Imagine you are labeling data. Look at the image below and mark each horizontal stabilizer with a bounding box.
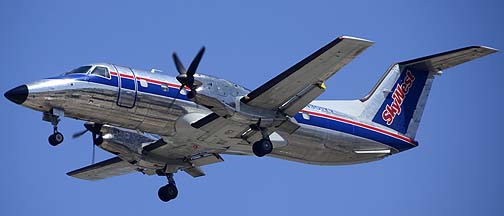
[399,46,497,72]
[67,157,137,181]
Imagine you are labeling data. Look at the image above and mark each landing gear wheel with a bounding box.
[158,184,178,202]
[54,132,64,143]
[252,138,273,157]
[48,132,64,146]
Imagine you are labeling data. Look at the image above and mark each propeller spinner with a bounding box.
[172,47,205,99]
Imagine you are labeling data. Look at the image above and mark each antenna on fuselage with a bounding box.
[150,69,163,73]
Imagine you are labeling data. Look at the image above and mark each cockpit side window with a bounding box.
[90,66,110,79]
[65,66,92,75]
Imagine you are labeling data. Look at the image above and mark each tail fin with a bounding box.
[361,46,497,138]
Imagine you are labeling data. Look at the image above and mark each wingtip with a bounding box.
[339,35,374,44]
[479,46,499,53]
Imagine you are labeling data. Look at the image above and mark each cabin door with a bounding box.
[113,65,137,108]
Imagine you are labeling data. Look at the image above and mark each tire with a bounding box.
[261,139,273,154]
[158,185,171,202]
[54,132,64,144]
[158,184,178,202]
[252,139,273,157]
[165,184,178,199]
[48,134,58,146]
[252,142,265,157]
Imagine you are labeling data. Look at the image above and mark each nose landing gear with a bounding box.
[158,173,178,202]
[43,109,64,146]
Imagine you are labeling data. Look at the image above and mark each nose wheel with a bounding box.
[158,173,178,202]
[43,109,64,146]
[48,130,64,146]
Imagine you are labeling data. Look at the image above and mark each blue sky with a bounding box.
[1,0,503,215]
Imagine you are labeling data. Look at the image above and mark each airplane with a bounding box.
[4,36,497,202]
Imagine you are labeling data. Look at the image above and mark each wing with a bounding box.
[67,157,137,181]
[241,36,374,116]
[67,124,227,180]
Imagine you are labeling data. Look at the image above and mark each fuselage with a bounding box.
[11,63,417,165]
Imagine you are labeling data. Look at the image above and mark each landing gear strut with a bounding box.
[43,109,64,146]
[158,173,178,202]
[250,120,273,157]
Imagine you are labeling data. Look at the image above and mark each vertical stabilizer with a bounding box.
[360,46,497,138]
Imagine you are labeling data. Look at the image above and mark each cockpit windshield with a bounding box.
[65,66,92,75]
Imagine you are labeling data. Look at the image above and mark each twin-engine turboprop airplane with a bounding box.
[4,36,497,202]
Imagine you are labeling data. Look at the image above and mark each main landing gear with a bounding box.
[250,121,273,157]
[253,138,273,157]
[43,109,64,146]
[158,173,178,202]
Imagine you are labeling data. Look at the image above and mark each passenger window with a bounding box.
[91,66,110,79]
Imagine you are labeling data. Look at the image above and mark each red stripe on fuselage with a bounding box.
[110,71,188,89]
[301,109,416,145]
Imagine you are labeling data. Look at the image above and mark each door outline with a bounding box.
[114,65,138,108]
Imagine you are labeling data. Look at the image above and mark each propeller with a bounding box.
[72,122,103,164]
[172,46,205,99]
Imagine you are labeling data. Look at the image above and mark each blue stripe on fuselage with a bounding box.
[294,114,415,152]
[88,74,191,100]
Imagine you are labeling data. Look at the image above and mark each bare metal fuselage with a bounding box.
[22,63,398,166]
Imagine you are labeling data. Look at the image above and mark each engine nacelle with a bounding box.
[193,74,288,128]
[193,74,248,108]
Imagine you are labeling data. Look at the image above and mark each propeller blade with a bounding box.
[167,85,184,109]
[92,140,96,164]
[172,47,205,99]
[72,129,88,139]
[172,53,187,75]
[72,122,103,165]
[187,47,205,76]
[178,85,185,94]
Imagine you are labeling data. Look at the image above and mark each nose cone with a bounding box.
[4,85,28,104]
